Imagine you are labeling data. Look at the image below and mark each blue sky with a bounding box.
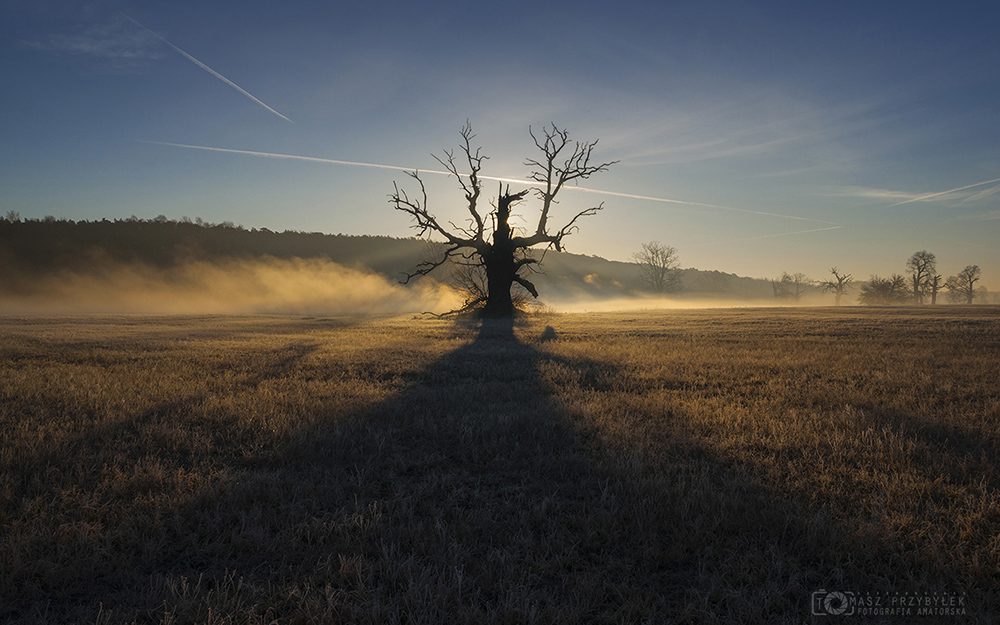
[3,0,999,288]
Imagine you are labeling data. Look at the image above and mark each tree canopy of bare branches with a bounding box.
[633,241,682,293]
[945,265,981,304]
[771,272,811,300]
[858,274,910,305]
[391,122,616,317]
[818,267,852,306]
[906,250,937,304]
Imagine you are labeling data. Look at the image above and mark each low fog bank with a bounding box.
[0,257,461,315]
[0,255,829,316]
[541,292,833,313]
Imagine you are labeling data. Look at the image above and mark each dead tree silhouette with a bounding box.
[392,122,617,318]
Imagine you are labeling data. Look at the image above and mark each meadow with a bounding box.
[1,307,997,623]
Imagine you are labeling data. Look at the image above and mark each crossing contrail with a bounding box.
[121,14,292,123]
[144,141,839,226]
[888,176,1000,207]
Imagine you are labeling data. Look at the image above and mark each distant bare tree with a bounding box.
[906,250,937,304]
[770,274,792,299]
[858,274,910,305]
[945,265,981,304]
[633,241,682,293]
[392,121,616,317]
[771,272,811,300]
[818,267,852,306]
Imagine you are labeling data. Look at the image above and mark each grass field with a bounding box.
[1,307,998,623]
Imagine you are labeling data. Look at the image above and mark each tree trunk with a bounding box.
[480,188,519,318]
[482,252,515,317]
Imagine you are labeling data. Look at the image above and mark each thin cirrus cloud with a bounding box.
[24,15,163,71]
[887,176,1000,207]
[833,177,1000,207]
[120,14,292,123]
[957,210,1000,222]
[143,141,839,227]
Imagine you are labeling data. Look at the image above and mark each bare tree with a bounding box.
[906,250,937,304]
[858,274,910,305]
[392,122,616,317]
[818,267,852,306]
[770,273,792,299]
[771,272,811,300]
[945,265,981,304]
[633,241,682,293]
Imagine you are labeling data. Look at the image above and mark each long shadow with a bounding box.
[125,319,699,621]
[5,319,990,623]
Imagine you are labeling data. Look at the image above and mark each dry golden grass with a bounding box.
[1,307,997,623]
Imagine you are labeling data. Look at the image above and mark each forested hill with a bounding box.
[0,216,771,300]
[0,217,428,278]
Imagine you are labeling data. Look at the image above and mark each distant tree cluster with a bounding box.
[770,272,812,300]
[855,251,984,305]
[858,274,910,305]
[759,251,988,306]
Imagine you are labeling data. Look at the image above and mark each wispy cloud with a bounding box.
[956,209,1000,222]
[833,178,1000,207]
[144,141,839,226]
[959,184,1000,204]
[831,186,929,202]
[602,93,879,169]
[121,14,292,123]
[887,176,1000,207]
[24,14,163,72]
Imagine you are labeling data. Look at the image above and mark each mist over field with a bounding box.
[0,257,461,315]
[0,257,829,316]
[545,293,832,313]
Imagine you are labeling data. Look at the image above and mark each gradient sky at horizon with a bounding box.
[3,0,999,288]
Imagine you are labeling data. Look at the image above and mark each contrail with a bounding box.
[142,141,448,174]
[144,141,839,226]
[121,14,292,123]
[888,176,1000,207]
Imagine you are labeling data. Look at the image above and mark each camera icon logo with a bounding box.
[811,589,854,616]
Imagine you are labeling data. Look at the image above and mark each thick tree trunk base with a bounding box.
[480,300,517,319]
